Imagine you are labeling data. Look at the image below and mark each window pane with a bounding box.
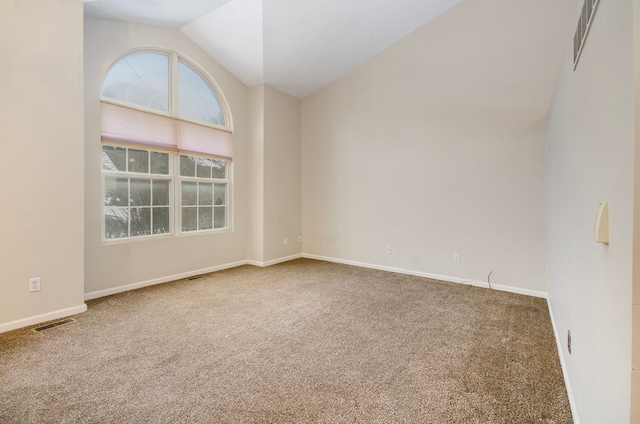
[131,207,151,236]
[128,149,149,173]
[102,146,126,171]
[150,152,169,175]
[182,207,197,231]
[211,160,226,179]
[199,207,213,230]
[197,159,211,178]
[180,155,196,177]
[214,183,226,206]
[178,61,224,126]
[199,183,213,206]
[152,180,170,206]
[105,177,128,207]
[182,182,197,206]
[214,206,226,229]
[102,52,169,112]
[105,207,129,239]
[153,207,170,234]
[130,179,151,206]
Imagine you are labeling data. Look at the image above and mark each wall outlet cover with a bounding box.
[29,278,41,292]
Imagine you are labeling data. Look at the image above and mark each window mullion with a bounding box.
[150,180,154,235]
[171,52,179,118]
[174,154,181,234]
[127,177,132,238]
[196,182,200,231]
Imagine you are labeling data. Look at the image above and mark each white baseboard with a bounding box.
[547,298,579,424]
[0,304,88,334]
[85,254,304,301]
[490,282,547,299]
[84,260,249,301]
[301,253,547,299]
[247,253,303,268]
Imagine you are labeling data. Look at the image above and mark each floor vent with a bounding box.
[573,0,600,69]
[33,318,77,333]
[187,275,203,281]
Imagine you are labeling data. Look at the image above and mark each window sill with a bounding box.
[101,228,232,245]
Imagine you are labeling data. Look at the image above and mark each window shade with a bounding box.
[101,102,177,150]
[177,120,232,160]
[100,101,233,160]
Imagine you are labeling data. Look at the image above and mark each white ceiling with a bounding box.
[84,0,235,28]
[84,0,463,98]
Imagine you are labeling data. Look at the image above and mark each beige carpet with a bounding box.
[0,259,572,423]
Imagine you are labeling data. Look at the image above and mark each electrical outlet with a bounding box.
[29,277,41,292]
[386,246,392,254]
[298,235,302,242]
[284,238,288,246]
[567,330,572,354]
[453,254,460,263]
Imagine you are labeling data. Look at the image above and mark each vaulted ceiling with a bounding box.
[84,0,464,98]
[84,0,576,100]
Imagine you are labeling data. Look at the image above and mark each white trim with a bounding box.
[247,253,303,268]
[301,253,547,299]
[101,49,233,132]
[177,52,234,132]
[0,304,88,334]
[490,283,547,299]
[547,298,580,423]
[85,254,303,301]
[84,260,248,301]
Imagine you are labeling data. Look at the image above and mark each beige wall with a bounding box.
[263,86,302,262]
[631,0,640,421]
[247,85,265,263]
[247,85,302,264]
[301,0,574,293]
[0,0,86,330]
[547,0,634,422]
[84,18,249,296]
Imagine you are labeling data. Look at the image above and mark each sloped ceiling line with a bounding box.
[85,0,463,99]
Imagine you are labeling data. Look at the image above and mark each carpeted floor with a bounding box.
[0,259,572,423]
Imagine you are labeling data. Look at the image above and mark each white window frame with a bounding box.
[101,145,175,242]
[100,48,233,243]
[177,155,230,234]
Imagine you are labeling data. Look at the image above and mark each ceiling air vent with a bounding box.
[573,0,600,69]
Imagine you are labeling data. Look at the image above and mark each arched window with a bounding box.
[100,50,232,240]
